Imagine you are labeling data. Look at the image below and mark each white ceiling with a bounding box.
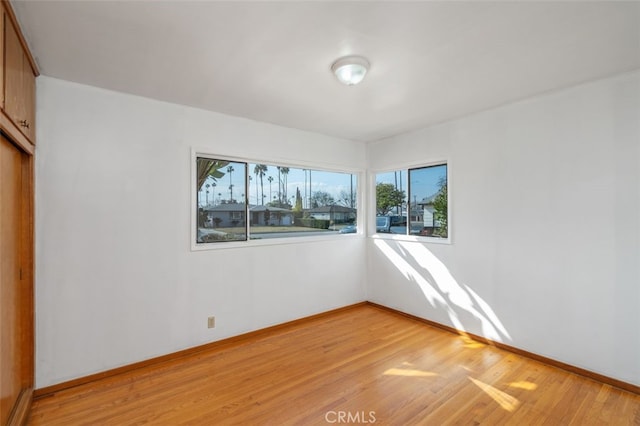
[12,1,640,142]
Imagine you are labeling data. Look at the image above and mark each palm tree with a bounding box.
[226,165,234,201]
[267,176,274,203]
[196,158,229,191]
[277,167,282,203]
[308,169,312,210]
[254,164,268,205]
[303,169,307,209]
[280,167,290,204]
[249,175,256,204]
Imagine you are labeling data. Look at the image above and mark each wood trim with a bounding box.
[1,0,39,76]
[6,388,32,426]
[366,301,640,395]
[0,111,34,156]
[33,302,368,399]
[21,152,34,388]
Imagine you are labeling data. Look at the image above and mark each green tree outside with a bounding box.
[310,191,335,208]
[432,177,447,237]
[292,187,303,217]
[376,183,405,215]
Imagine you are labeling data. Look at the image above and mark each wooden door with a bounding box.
[0,134,32,425]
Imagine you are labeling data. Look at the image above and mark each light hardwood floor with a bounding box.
[29,304,640,425]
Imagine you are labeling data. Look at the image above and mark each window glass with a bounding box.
[375,164,448,239]
[375,171,408,234]
[195,156,358,245]
[248,164,357,239]
[196,158,247,243]
[409,164,448,238]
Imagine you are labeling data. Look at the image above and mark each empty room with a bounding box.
[1,1,639,424]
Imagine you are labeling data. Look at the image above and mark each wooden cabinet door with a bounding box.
[4,16,23,127]
[0,135,32,425]
[4,16,35,142]
[0,9,4,109]
[21,58,35,141]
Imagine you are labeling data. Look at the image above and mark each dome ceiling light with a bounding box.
[331,55,370,86]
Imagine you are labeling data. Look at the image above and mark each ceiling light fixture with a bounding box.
[331,55,370,86]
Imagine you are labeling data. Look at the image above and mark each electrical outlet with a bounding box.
[207,316,215,328]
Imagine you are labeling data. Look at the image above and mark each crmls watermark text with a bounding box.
[325,410,377,424]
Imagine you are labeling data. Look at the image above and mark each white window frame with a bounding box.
[369,159,451,245]
[191,149,365,251]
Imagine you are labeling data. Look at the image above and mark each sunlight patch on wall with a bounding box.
[373,239,447,308]
[463,284,512,341]
[373,239,512,343]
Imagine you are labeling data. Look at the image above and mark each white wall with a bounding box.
[367,71,640,386]
[35,77,367,388]
[36,71,640,389]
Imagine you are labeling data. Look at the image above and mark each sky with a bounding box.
[198,160,446,208]
[376,164,447,204]
[198,161,357,208]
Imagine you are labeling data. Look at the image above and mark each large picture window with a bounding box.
[375,163,448,239]
[196,156,358,244]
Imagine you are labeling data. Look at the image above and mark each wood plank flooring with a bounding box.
[28,304,640,425]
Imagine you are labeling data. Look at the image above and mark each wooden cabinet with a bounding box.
[4,13,36,143]
[0,1,38,151]
[0,3,36,425]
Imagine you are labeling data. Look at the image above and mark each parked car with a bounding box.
[390,215,407,226]
[339,225,357,234]
[376,216,391,233]
[376,215,406,233]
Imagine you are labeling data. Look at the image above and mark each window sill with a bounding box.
[191,232,364,251]
[369,233,451,245]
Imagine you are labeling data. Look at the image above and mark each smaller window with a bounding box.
[375,163,448,239]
